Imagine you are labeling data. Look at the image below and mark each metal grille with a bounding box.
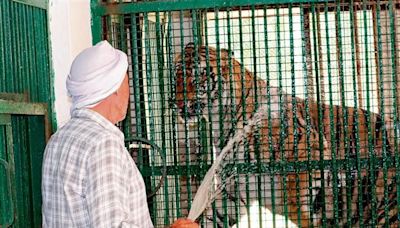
[92,0,400,227]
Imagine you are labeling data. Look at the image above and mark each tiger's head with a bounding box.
[174,43,242,125]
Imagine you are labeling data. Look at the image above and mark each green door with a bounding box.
[0,97,49,228]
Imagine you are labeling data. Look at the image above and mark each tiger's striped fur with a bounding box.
[175,43,398,227]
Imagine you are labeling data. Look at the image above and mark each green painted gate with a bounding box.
[0,0,54,227]
[0,98,49,227]
[91,0,399,227]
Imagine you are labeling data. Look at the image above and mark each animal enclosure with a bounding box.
[91,0,400,227]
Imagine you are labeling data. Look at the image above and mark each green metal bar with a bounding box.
[6,119,16,227]
[20,4,30,100]
[212,9,229,228]
[387,0,400,222]
[348,2,363,225]
[202,11,214,164]
[276,7,289,225]
[44,4,57,131]
[117,11,131,138]
[28,6,37,101]
[288,4,301,227]
[3,0,14,93]
[10,117,21,227]
[118,14,127,51]
[202,12,218,227]
[166,11,181,219]
[0,157,14,226]
[263,4,277,227]
[0,93,28,102]
[15,117,32,227]
[251,6,258,111]
[190,10,214,225]
[93,0,333,15]
[190,10,201,166]
[11,0,46,9]
[226,8,234,124]
[375,2,390,226]
[12,1,21,93]
[7,117,19,228]
[91,0,103,43]
[192,10,217,226]
[14,3,20,92]
[27,116,45,227]
[311,4,329,226]
[139,156,400,176]
[143,12,158,221]
[129,13,143,161]
[0,1,4,92]
[334,2,345,226]
[236,7,251,227]
[214,7,224,160]
[0,101,47,116]
[300,5,315,228]
[203,11,214,173]
[155,11,170,225]
[249,5,264,226]
[26,5,36,101]
[27,7,38,102]
[178,9,193,213]
[43,8,52,108]
[0,114,15,226]
[18,4,25,95]
[362,0,377,226]
[247,6,258,227]
[35,8,43,97]
[105,15,111,43]
[27,7,37,98]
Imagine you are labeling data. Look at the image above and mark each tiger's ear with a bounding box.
[184,42,197,59]
[185,42,195,49]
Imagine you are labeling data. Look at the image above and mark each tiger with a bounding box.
[174,42,399,227]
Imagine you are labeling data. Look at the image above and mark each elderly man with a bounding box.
[42,41,198,228]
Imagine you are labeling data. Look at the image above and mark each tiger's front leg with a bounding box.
[286,172,317,227]
[284,120,330,227]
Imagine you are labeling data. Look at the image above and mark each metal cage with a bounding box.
[91,0,399,227]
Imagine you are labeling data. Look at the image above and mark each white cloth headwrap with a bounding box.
[66,40,128,114]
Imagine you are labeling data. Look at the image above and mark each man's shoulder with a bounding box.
[48,117,115,147]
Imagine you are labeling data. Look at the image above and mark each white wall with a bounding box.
[49,0,92,127]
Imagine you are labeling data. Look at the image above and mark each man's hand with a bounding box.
[170,218,199,228]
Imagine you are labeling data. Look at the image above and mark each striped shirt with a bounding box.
[42,109,153,228]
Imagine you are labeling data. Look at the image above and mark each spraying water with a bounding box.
[187,104,298,227]
[187,105,268,221]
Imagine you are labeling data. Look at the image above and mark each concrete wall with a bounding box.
[49,0,92,127]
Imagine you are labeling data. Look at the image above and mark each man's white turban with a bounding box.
[66,40,128,113]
